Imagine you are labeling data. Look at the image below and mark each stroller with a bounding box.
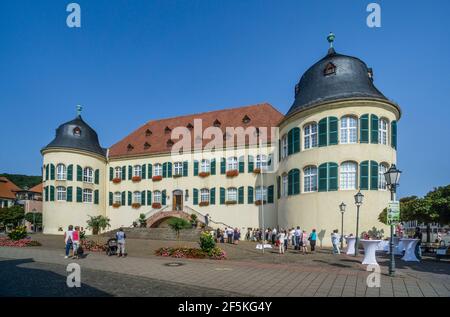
[106,238,118,256]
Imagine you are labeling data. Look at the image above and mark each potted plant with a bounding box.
[138,213,147,228]
[190,214,198,228]
[112,178,121,184]
[199,171,210,178]
[225,200,237,205]
[173,173,182,178]
[152,202,162,209]
[132,176,142,182]
[253,168,261,174]
[86,215,111,235]
[199,201,209,207]
[132,203,141,209]
[152,175,162,181]
[168,218,191,242]
[254,200,266,206]
[226,170,239,177]
[112,202,121,208]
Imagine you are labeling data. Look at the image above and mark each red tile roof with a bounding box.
[0,177,21,200]
[109,103,283,158]
[29,183,43,194]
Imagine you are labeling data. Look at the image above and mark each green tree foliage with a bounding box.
[425,185,450,225]
[138,213,147,228]
[0,174,41,189]
[0,205,25,227]
[8,226,27,240]
[86,215,111,235]
[24,212,42,226]
[168,218,191,240]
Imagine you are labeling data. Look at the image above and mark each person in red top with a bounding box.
[72,226,80,259]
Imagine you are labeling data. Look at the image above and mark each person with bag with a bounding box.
[72,226,80,259]
[64,225,74,259]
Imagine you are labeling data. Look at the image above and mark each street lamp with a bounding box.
[339,202,346,249]
[354,191,364,256]
[384,164,402,276]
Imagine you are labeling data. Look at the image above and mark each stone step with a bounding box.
[101,227,204,242]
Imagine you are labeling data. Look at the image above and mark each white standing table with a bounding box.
[345,237,356,255]
[360,239,382,265]
[400,238,420,262]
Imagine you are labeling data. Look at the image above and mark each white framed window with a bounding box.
[114,192,121,204]
[378,164,388,190]
[304,123,318,149]
[200,159,210,173]
[153,191,161,203]
[83,167,93,183]
[340,162,357,190]
[154,164,162,176]
[303,166,318,192]
[56,186,66,201]
[227,157,238,171]
[174,162,183,175]
[282,174,288,197]
[56,164,66,180]
[227,187,237,202]
[256,154,267,170]
[133,165,142,177]
[282,135,288,158]
[133,191,141,204]
[378,119,388,145]
[200,188,210,202]
[340,116,357,144]
[114,167,122,179]
[83,189,93,203]
[255,186,267,201]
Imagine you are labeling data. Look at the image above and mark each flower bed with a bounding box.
[81,239,107,252]
[152,202,162,209]
[226,170,239,178]
[155,247,226,260]
[112,178,121,184]
[152,175,162,181]
[0,237,42,247]
[132,203,141,209]
[132,176,142,182]
[199,201,209,207]
[198,172,210,178]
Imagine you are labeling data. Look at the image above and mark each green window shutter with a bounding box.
[360,114,369,143]
[370,161,379,190]
[162,190,167,205]
[391,121,397,149]
[183,161,188,177]
[109,167,113,181]
[248,155,254,172]
[287,129,293,155]
[292,128,300,153]
[210,188,216,205]
[371,114,379,144]
[220,158,226,174]
[238,187,244,204]
[44,186,48,201]
[268,185,274,203]
[238,156,245,173]
[162,163,167,178]
[291,169,300,195]
[360,161,369,190]
[247,186,254,204]
[127,191,132,206]
[50,164,55,180]
[277,176,281,199]
[193,189,199,205]
[94,190,99,205]
[328,163,338,191]
[67,165,73,181]
[148,164,152,178]
[278,139,281,162]
[220,187,225,204]
[193,161,199,176]
[67,186,73,202]
[121,191,126,206]
[318,118,328,147]
[121,166,126,180]
[328,117,338,145]
[141,191,146,205]
[109,192,113,206]
[77,165,82,181]
[128,166,132,180]
[94,169,100,184]
[210,159,216,175]
[142,164,146,179]
[45,165,49,181]
[147,190,152,205]
[50,185,55,201]
[318,163,328,192]
[76,187,82,202]
[167,162,172,177]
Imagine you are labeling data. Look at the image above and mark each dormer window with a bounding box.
[145,129,152,136]
[213,119,221,127]
[73,127,81,137]
[167,139,174,147]
[144,142,151,149]
[242,115,251,124]
[186,123,194,130]
[324,62,336,76]
[165,126,171,134]
[127,144,134,151]
[368,68,373,81]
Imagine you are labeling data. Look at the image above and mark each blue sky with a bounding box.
[0,0,449,198]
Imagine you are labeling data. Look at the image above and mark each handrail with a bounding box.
[183,205,235,229]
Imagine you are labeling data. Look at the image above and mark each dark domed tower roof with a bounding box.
[42,115,106,157]
[286,45,390,117]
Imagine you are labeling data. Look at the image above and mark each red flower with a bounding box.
[152,202,162,209]
[226,170,239,178]
[199,172,210,178]
[152,175,162,181]
[112,178,121,184]
[132,176,141,182]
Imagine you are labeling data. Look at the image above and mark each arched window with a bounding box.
[378,163,388,190]
[340,116,357,144]
[200,188,210,202]
[304,166,318,192]
[56,164,66,180]
[256,155,267,169]
[83,167,93,183]
[133,191,141,204]
[282,174,289,197]
[340,162,357,190]
[133,165,142,177]
[153,191,161,203]
[56,186,66,201]
[288,169,300,195]
[304,123,318,149]
[378,118,388,145]
[114,192,121,204]
[114,167,122,179]
[227,187,237,202]
[255,186,267,201]
[154,164,162,176]
[227,157,238,171]
[83,188,93,203]
[200,159,210,173]
[174,162,183,176]
[281,134,288,158]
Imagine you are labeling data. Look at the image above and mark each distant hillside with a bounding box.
[0,174,42,189]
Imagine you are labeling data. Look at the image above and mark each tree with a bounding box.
[0,205,25,228]
[378,196,418,225]
[0,174,41,189]
[86,215,111,235]
[24,212,43,231]
[425,185,450,225]
[138,213,147,228]
[168,218,191,241]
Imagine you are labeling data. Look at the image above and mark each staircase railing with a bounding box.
[183,205,235,229]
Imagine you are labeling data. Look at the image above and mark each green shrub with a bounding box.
[199,231,215,253]
[8,226,28,241]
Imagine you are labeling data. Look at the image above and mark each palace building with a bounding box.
[41,38,401,244]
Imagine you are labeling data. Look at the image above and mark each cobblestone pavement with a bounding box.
[0,246,449,297]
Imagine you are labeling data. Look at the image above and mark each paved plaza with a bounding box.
[0,234,449,297]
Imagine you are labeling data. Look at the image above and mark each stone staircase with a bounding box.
[101,227,204,242]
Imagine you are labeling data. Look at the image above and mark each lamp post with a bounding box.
[384,164,402,276]
[354,191,364,256]
[339,202,346,250]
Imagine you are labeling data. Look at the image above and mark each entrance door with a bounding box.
[172,190,183,211]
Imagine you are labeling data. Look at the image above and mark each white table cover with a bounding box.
[360,239,382,265]
[345,237,356,255]
[400,238,420,262]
